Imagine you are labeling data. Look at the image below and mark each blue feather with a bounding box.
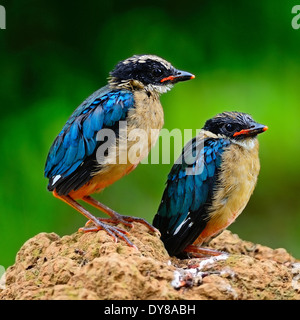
[62,130,71,148]
[76,137,86,161]
[177,178,185,197]
[103,98,114,111]
[175,190,184,214]
[206,161,215,177]
[84,137,96,156]
[90,107,104,132]
[200,164,207,180]
[92,99,101,105]
[169,196,178,216]
[103,109,115,126]
[181,190,193,215]
[178,170,186,179]
[69,122,79,144]
[82,115,94,140]
[52,143,64,165]
[197,182,209,204]
[44,87,135,180]
[154,137,232,236]
[194,173,203,189]
[206,153,212,163]
[64,145,78,167]
[206,147,213,155]
[158,201,167,218]
[111,103,123,122]
[190,186,202,211]
[167,181,176,197]
[185,174,194,193]
[64,160,83,176]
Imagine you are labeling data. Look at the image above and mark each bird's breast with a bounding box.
[126,90,164,161]
[72,90,164,198]
[194,140,260,245]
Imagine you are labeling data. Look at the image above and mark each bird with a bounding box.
[44,54,195,248]
[153,111,268,257]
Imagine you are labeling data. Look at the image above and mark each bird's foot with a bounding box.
[84,214,158,233]
[112,214,159,233]
[53,192,137,248]
[83,217,133,228]
[184,245,227,258]
[78,219,137,249]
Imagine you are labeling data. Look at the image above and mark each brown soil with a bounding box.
[1,224,299,300]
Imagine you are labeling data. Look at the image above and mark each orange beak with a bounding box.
[233,124,268,137]
[161,70,195,83]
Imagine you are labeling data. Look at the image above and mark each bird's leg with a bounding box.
[184,244,226,258]
[53,191,137,249]
[81,196,133,228]
[82,195,158,233]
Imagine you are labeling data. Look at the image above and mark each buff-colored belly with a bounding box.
[193,141,260,246]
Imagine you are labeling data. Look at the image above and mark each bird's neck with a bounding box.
[231,137,257,151]
[108,77,144,90]
[199,130,258,151]
[108,78,172,96]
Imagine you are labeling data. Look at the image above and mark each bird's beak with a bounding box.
[160,70,195,83]
[233,123,268,137]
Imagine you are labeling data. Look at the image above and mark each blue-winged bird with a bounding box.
[153,111,268,257]
[44,54,194,248]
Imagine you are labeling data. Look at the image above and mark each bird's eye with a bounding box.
[223,123,236,132]
[152,68,163,77]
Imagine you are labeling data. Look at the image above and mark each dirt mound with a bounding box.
[1,224,299,300]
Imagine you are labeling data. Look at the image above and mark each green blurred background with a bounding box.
[0,0,299,268]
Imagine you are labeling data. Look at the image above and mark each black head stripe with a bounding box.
[110,55,173,85]
[203,111,256,138]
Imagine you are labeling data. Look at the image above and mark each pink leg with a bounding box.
[82,195,158,233]
[53,191,137,249]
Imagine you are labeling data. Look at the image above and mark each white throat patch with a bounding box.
[145,83,173,94]
[233,138,256,150]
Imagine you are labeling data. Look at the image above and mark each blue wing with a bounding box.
[153,137,231,256]
[44,85,135,195]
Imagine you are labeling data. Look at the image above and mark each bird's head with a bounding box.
[109,54,195,94]
[204,111,268,144]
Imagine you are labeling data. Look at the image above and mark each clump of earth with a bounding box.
[1,223,299,300]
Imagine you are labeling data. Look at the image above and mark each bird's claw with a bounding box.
[184,245,227,258]
[114,215,158,233]
[83,217,131,228]
[78,222,137,249]
[84,215,157,233]
[78,214,156,250]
